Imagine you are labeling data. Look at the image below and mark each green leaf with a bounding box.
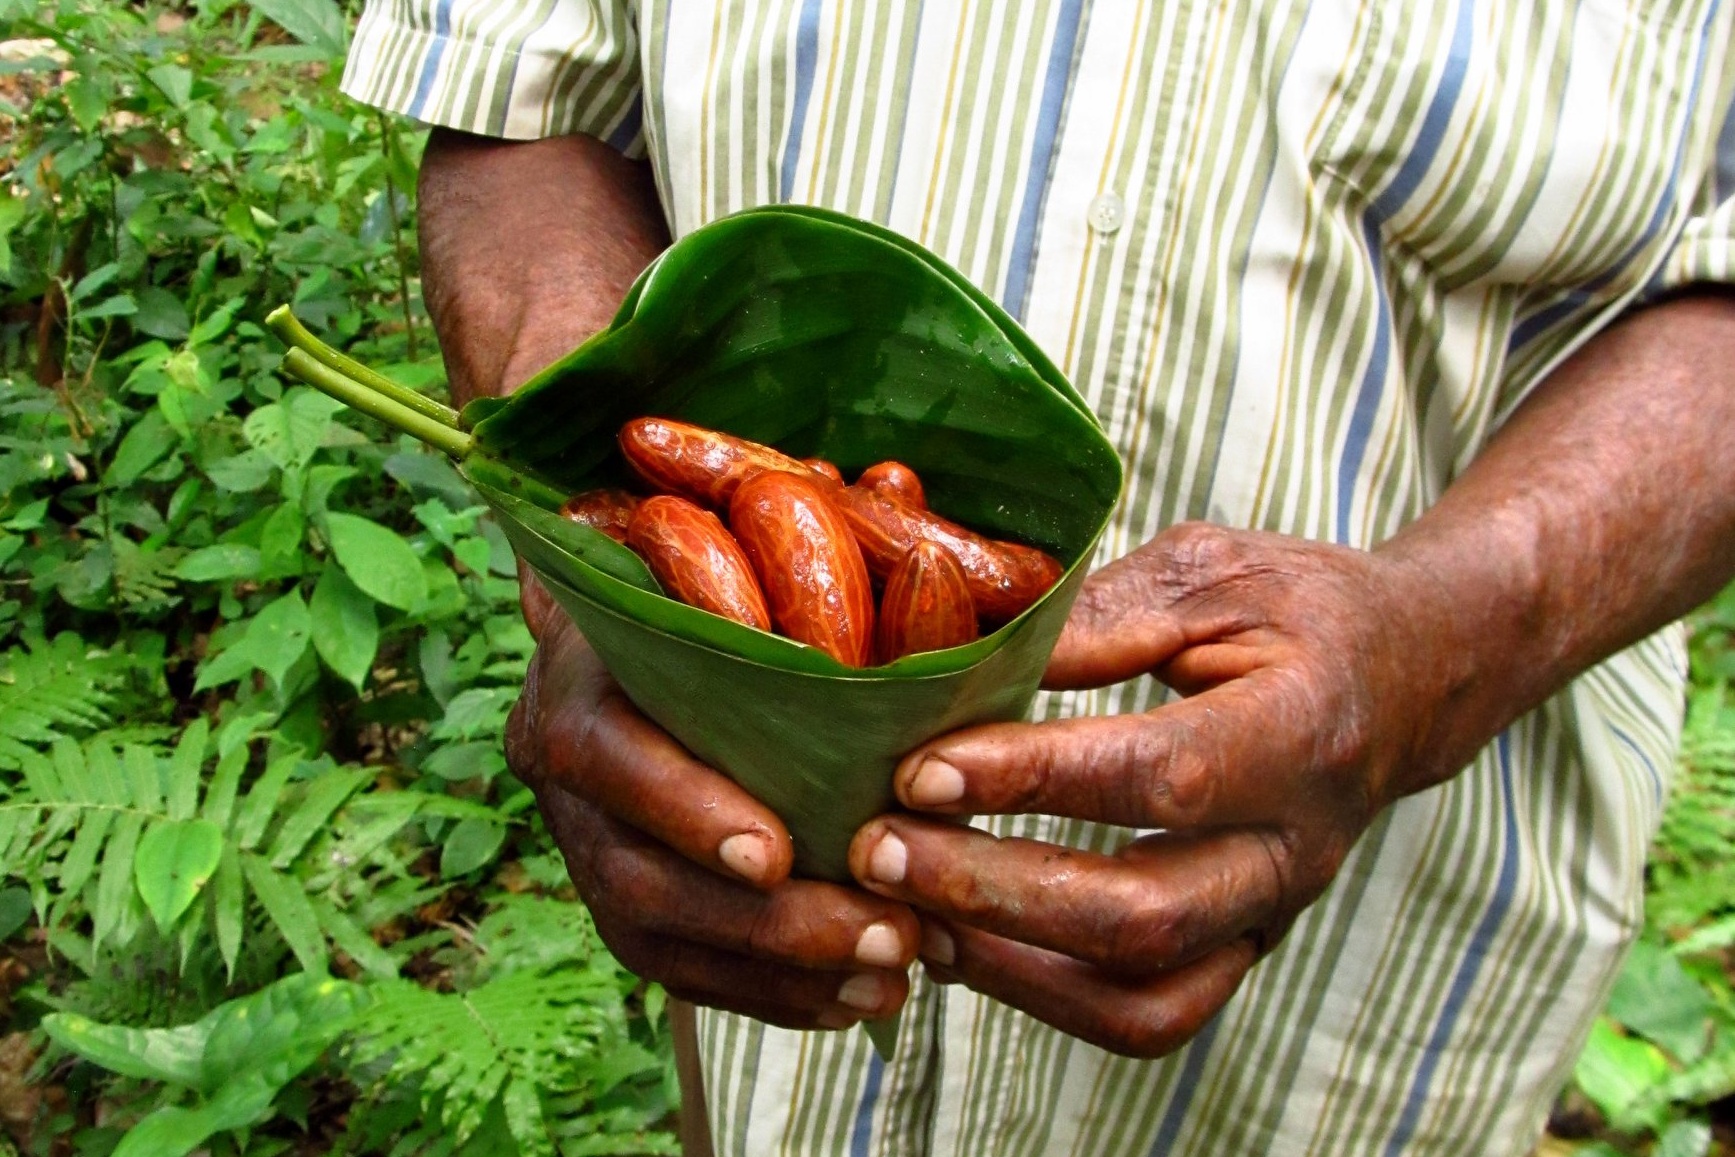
[168,721,209,820]
[240,853,327,972]
[309,565,377,689]
[247,590,313,690]
[421,741,507,782]
[70,262,122,303]
[108,409,178,487]
[204,449,276,492]
[111,1080,278,1157]
[258,503,306,574]
[211,845,243,980]
[134,818,224,930]
[146,63,193,108]
[92,813,143,949]
[246,0,347,55]
[268,768,370,868]
[1574,1018,1672,1134]
[134,287,191,340]
[174,545,262,583]
[1609,939,1715,1063]
[1655,1119,1713,1157]
[325,513,426,611]
[42,1014,207,1088]
[0,885,31,941]
[81,293,138,321]
[441,818,506,878]
[48,974,367,1157]
[244,389,343,469]
[64,76,106,132]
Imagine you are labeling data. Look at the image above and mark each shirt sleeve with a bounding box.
[339,0,645,154]
[1645,90,1735,294]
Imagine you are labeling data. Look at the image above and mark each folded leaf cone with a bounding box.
[274,205,1124,1053]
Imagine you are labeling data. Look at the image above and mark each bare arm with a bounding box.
[846,290,1735,1056]
[418,128,670,406]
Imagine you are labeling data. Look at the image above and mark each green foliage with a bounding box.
[0,0,673,1152]
[347,900,677,1157]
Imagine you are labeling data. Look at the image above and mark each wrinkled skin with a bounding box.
[423,130,1735,1066]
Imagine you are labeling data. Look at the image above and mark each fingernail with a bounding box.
[718,832,771,883]
[838,973,885,1012]
[906,756,966,807]
[855,921,904,967]
[867,831,907,885]
[920,922,955,967]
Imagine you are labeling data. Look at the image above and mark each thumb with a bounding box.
[1042,563,1189,690]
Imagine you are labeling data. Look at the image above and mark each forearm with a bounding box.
[1380,289,1735,788]
[417,128,670,405]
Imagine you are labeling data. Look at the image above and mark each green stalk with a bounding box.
[281,349,474,460]
[266,305,459,430]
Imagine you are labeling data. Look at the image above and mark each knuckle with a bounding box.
[1129,727,1215,823]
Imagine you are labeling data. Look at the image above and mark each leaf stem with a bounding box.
[265,305,458,430]
[281,349,474,460]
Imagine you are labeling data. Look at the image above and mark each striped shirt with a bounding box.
[344,3,1735,1154]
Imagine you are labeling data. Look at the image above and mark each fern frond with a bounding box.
[0,634,124,770]
[347,961,631,1157]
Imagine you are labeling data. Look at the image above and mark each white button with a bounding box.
[1087,193,1125,235]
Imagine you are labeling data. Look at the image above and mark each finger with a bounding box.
[922,920,1256,1059]
[516,557,562,642]
[1042,562,1189,690]
[590,820,922,971]
[533,779,912,1028]
[892,675,1317,830]
[509,619,796,888]
[850,817,1283,975]
[624,932,911,1028]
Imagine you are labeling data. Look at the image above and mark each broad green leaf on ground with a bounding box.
[1574,1018,1672,1134]
[310,564,377,689]
[135,818,224,930]
[45,974,367,1157]
[1608,939,1716,1063]
[325,512,426,611]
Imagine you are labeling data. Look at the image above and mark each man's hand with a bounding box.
[847,291,1735,1059]
[506,605,921,1030]
[846,523,1461,1057]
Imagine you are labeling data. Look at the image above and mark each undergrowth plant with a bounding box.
[1567,583,1735,1157]
[0,0,675,1154]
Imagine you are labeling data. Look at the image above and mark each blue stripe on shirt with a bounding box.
[780,0,825,203]
[1003,0,1088,322]
[1337,0,1475,543]
[407,0,456,120]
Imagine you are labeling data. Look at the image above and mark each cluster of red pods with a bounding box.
[559,418,1064,668]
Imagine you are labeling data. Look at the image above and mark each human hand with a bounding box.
[506,599,922,1031]
[846,521,1487,1057]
